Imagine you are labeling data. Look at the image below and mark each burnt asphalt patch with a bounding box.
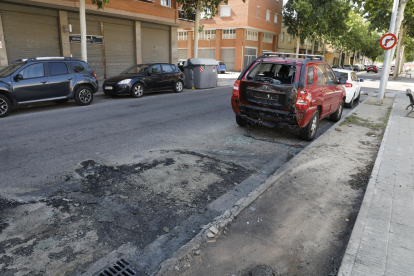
[0,150,251,275]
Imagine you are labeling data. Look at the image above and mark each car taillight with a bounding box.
[233,80,240,98]
[295,89,311,110]
[93,71,97,80]
[345,82,353,88]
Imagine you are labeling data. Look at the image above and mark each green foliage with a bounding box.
[91,0,110,9]
[177,0,244,20]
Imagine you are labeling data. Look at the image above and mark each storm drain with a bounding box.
[96,259,136,276]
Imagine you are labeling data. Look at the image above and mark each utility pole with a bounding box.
[80,0,87,62]
[377,0,399,103]
[193,0,201,58]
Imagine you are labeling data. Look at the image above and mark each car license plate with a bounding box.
[105,86,113,90]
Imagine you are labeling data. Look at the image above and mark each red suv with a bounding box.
[367,65,378,73]
[231,53,346,140]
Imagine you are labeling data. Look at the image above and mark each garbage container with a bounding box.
[183,58,218,89]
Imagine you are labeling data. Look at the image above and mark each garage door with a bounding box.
[69,19,105,79]
[197,49,215,59]
[1,11,60,63]
[104,23,135,78]
[142,27,170,63]
[178,49,187,60]
[221,49,235,71]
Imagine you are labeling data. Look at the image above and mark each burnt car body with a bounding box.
[231,52,346,140]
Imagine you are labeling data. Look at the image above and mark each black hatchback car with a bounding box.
[0,57,98,118]
[103,63,185,98]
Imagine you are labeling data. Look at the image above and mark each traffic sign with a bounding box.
[380,33,397,50]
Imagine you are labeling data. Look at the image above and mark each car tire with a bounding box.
[131,83,144,98]
[0,94,11,118]
[236,115,247,127]
[74,86,93,106]
[174,81,183,93]
[330,99,344,122]
[345,95,354,108]
[300,109,319,141]
[55,99,69,104]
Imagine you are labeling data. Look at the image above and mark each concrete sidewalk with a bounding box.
[339,91,414,275]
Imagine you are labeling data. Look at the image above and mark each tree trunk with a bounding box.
[400,46,405,74]
[353,48,357,65]
[296,36,300,55]
[311,37,315,55]
[322,40,326,59]
[339,49,343,66]
[192,0,201,58]
[305,37,308,55]
[393,23,404,79]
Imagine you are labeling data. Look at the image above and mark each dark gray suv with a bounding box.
[0,57,99,118]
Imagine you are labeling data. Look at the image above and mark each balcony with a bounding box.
[178,9,195,22]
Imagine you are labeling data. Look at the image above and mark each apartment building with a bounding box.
[177,0,282,71]
[0,0,193,78]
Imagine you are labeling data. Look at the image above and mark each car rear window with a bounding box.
[246,63,296,85]
[70,62,94,77]
[334,72,348,81]
[49,62,69,76]
[219,62,225,65]
[161,64,174,73]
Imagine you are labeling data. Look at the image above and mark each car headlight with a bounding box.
[118,79,131,85]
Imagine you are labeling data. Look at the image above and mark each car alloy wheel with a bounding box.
[174,81,183,93]
[134,84,144,97]
[79,88,92,104]
[310,115,318,136]
[0,98,8,115]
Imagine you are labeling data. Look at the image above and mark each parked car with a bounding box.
[177,59,186,72]
[378,64,383,69]
[353,64,363,72]
[333,69,363,108]
[363,65,368,71]
[343,65,353,70]
[331,65,342,69]
[103,63,185,98]
[231,52,346,141]
[367,65,378,73]
[0,57,98,118]
[389,65,395,75]
[217,61,227,74]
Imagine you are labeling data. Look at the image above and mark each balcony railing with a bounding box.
[178,9,195,22]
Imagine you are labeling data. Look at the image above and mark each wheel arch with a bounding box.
[0,90,14,106]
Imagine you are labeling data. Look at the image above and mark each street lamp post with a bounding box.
[207,37,211,58]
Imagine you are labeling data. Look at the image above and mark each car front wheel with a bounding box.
[74,86,93,106]
[0,95,11,118]
[300,109,319,141]
[330,99,344,122]
[236,115,246,127]
[174,81,183,93]
[131,83,144,98]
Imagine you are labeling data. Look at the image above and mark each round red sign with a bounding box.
[380,33,397,50]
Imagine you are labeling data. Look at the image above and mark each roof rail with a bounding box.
[261,52,324,61]
[27,57,80,62]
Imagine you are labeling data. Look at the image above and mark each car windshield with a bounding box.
[122,65,149,74]
[0,62,25,78]
[246,63,296,85]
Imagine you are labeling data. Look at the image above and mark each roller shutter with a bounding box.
[69,19,105,79]
[197,49,215,59]
[104,23,135,78]
[221,49,235,71]
[1,11,60,63]
[177,49,187,60]
[142,27,170,63]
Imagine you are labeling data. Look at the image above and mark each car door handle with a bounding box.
[41,81,47,84]
[68,78,73,80]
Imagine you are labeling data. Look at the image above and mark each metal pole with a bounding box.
[80,0,87,62]
[377,0,399,103]
[208,37,211,58]
[193,0,201,58]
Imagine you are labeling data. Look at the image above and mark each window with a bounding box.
[149,64,161,74]
[199,30,216,40]
[256,7,259,18]
[246,30,258,41]
[161,64,174,73]
[307,66,314,86]
[19,63,44,79]
[288,34,291,43]
[201,8,212,19]
[334,71,349,82]
[281,32,284,42]
[71,62,94,77]
[178,31,188,41]
[266,10,271,21]
[274,14,278,23]
[222,29,236,39]
[317,65,327,85]
[220,5,231,17]
[49,62,68,76]
[325,66,337,84]
[161,0,170,7]
[263,33,273,43]
[246,63,296,85]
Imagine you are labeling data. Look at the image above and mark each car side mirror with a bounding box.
[14,74,23,81]
[339,78,346,84]
[360,78,364,82]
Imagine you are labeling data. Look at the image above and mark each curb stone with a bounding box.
[155,94,374,275]
[337,93,397,276]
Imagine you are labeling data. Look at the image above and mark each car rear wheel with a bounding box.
[74,86,93,106]
[131,83,144,98]
[355,90,361,101]
[174,81,183,93]
[330,99,344,122]
[345,95,354,108]
[236,115,247,127]
[0,95,11,118]
[300,109,319,141]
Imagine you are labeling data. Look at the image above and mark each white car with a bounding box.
[333,69,363,108]
[389,66,395,75]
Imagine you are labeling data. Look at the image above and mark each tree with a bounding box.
[177,0,245,58]
[91,0,110,9]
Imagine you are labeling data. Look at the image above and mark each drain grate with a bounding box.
[97,259,136,276]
